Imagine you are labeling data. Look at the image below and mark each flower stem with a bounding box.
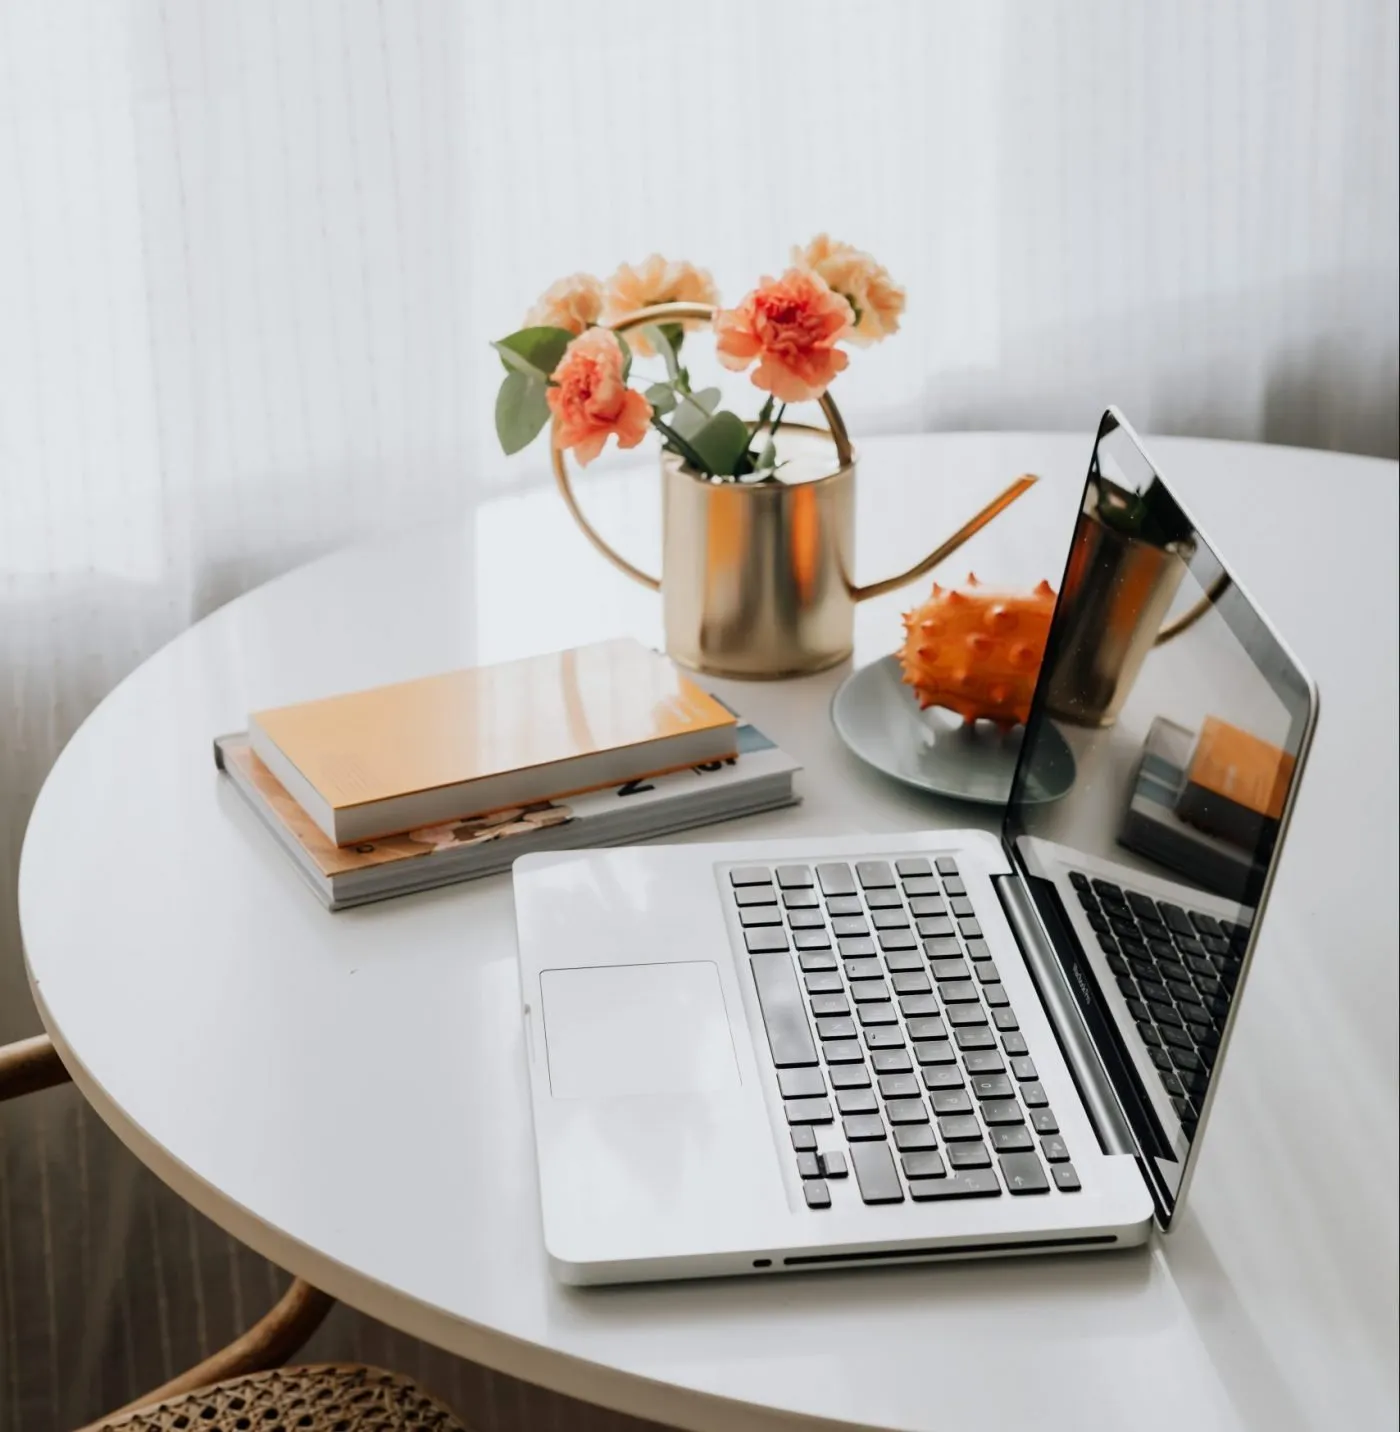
[649,414,711,475]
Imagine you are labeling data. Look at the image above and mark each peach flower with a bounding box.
[792,234,905,345]
[713,268,854,402]
[602,255,719,355]
[547,327,653,465]
[524,272,603,335]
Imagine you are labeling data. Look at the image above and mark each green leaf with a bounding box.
[645,383,676,415]
[670,387,722,440]
[639,324,681,382]
[493,326,575,381]
[494,371,550,455]
[616,330,633,382]
[688,411,753,478]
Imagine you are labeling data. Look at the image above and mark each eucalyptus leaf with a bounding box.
[616,330,634,382]
[494,371,550,455]
[670,387,722,440]
[639,324,681,382]
[493,326,575,381]
[645,383,676,415]
[688,411,753,478]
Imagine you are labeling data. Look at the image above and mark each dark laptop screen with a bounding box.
[1002,409,1316,1227]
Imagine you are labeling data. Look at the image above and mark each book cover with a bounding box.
[247,638,738,843]
[1175,716,1294,849]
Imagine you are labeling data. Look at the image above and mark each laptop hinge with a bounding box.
[993,874,1136,1156]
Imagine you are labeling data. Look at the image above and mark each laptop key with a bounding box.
[1053,1163,1082,1192]
[864,1028,905,1049]
[972,1074,1015,1100]
[735,885,778,907]
[923,1066,965,1091]
[822,1040,865,1064]
[1031,1107,1058,1134]
[798,951,837,973]
[749,952,817,1067]
[990,1126,1033,1152]
[958,919,983,940]
[983,984,1011,1008]
[873,908,911,930]
[1000,1031,1029,1055]
[1040,1135,1070,1162]
[778,1068,826,1099]
[816,863,857,896]
[804,1180,832,1209]
[839,939,877,960]
[938,1115,983,1141]
[919,917,956,940]
[909,897,948,917]
[851,1141,904,1203]
[830,1064,871,1088]
[956,1027,997,1050]
[901,875,940,897]
[858,1002,899,1026]
[980,1100,1024,1125]
[962,1050,1005,1074]
[940,980,980,1004]
[784,1098,833,1125]
[950,896,976,918]
[906,1016,948,1041]
[745,927,790,955]
[992,1009,1019,1032]
[740,904,786,930]
[930,958,970,981]
[965,939,992,962]
[892,971,932,995]
[818,1150,848,1179]
[1009,1056,1038,1081]
[898,994,940,1017]
[793,928,832,950]
[872,1049,914,1074]
[943,875,967,896]
[815,1016,857,1041]
[913,1039,956,1065]
[1190,910,1224,939]
[884,1098,930,1124]
[878,930,919,952]
[948,1141,992,1169]
[1069,871,1090,891]
[845,958,883,980]
[976,961,1002,984]
[946,1005,988,1027]
[1126,891,1160,922]
[878,1072,921,1098]
[843,1114,887,1142]
[730,866,772,888]
[796,1151,821,1179]
[809,993,850,1017]
[776,864,813,889]
[831,916,868,938]
[791,1127,817,1152]
[902,1150,946,1179]
[837,1087,878,1115]
[851,980,893,1005]
[826,895,863,916]
[783,889,820,910]
[1020,1082,1049,1107]
[884,950,924,973]
[866,888,904,910]
[931,1089,973,1116]
[856,861,896,889]
[912,1170,1000,1200]
[804,972,842,994]
[999,1151,1050,1194]
[787,908,826,930]
[935,857,960,876]
[897,858,933,878]
[894,1124,936,1151]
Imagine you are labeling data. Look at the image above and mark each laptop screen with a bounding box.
[1002,409,1316,1227]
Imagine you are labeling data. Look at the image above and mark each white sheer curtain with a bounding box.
[2,0,1396,1425]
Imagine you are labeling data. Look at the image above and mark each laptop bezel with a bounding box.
[999,407,1320,1230]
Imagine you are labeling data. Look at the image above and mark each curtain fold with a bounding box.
[2,0,1396,1426]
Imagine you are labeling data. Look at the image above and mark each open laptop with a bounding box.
[513,408,1318,1284]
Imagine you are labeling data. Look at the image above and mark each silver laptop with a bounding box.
[513,409,1318,1285]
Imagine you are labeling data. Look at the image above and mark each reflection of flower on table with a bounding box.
[407,803,573,853]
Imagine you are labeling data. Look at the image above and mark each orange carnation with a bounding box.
[547,327,652,466]
[602,255,719,355]
[524,272,603,335]
[713,268,854,403]
[793,234,905,346]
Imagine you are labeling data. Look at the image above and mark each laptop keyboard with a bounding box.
[731,857,1079,1209]
[1069,870,1248,1135]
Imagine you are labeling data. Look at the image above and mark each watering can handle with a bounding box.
[551,300,1037,597]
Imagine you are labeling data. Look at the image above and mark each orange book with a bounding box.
[1177,716,1295,847]
[248,638,738,845]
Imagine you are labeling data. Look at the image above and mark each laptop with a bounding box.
[513,409,1318,1285]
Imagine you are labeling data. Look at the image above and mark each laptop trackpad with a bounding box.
[541,962,741,1099]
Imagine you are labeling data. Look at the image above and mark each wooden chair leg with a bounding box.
[91,1278,336,1424]
[0,1033,71,1101]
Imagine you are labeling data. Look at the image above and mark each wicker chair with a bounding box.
[0,1034,472,1432]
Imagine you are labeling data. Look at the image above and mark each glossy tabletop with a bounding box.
[19,433,1400,1432]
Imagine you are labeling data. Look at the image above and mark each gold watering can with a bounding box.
[551,300,1037,679]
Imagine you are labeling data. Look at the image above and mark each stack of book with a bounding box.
[216,637,801,910]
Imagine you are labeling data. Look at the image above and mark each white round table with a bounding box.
[20,433,1399,1432]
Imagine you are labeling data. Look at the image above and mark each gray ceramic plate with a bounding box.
[830,655,1075,807]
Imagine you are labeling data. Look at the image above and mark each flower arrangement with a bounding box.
[491,238,905,482]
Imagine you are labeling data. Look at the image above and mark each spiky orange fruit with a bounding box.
[898,573,1057,730]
